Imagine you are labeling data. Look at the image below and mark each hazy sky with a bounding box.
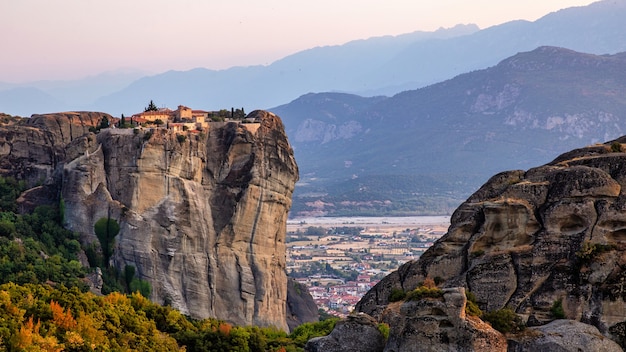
[0,0,597,83]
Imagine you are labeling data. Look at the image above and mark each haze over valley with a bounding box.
[4,1,626,351]
[4,1,626,217]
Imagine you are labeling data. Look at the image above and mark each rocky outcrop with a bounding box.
[309,288,506,352]
[0,110,304,331]
[286,278,319,331]
[508,320,622,352]
[305,313,386,352]
[0,112,106,186]
[382,288,506,352]
[351,138,626,349]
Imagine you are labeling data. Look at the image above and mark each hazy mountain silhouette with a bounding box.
[0,87,64,116]
[272,46,626,216]
[87,0,626,116]
[88,24,479,116]
[0,70,147,116]
[2,1,626,117]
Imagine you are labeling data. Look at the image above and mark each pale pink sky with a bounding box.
[0,0,597,83]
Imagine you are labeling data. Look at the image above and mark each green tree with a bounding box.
[124,265,136,290]
[0,177,25,212]
[94,217,120,267]
[99,116,110,129]
[59,196,66,225]
[289,318,338,347]
[551,299,565,319]
[145,100,158,112]
[482,307,523,333]
[130,278,152,298]
[611,142,622,152]
[465,291,482,316]
[305,226,326,237]
[388,288,406,302]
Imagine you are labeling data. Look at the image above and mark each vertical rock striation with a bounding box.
[1,110,299,330]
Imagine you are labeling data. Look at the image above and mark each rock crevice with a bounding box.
[0,110,301,331]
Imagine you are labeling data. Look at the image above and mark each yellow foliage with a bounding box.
[0,290,24,318]
[104,291,130,306]
[10,316,64,352]
[64,331,84,347]
[11,316,38,349]
[422,277,437,289]
[75,311,108,350]
[50,300,77,330]
[130,291,150,310]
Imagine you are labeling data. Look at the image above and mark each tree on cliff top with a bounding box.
[145,100,158,112]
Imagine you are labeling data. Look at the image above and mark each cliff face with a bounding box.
[352,138,626,349]
[286,278,320,331]
[0,112,103,188]
[0,110,301,330]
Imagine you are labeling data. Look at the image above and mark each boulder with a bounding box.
[508,320,622,352]
[286,278,319,332]
[305,313,386,352]
[381,288,506,352]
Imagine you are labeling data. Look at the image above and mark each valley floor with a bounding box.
[286,216,450,317]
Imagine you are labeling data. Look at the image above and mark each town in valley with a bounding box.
[286,216,449,318]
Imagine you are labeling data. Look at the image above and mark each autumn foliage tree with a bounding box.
[0,176,334,351]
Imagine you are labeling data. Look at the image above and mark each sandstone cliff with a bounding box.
[0,112,103,188]
[0,110,305,331]
[344,138,626,349]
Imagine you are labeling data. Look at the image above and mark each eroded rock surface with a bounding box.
[305,313,386,352]
[0,110,302,331]
[508,320,622,352]
[311,287,506,352]
[355,138,626,348]
[382,288,506,352]
[0,111,104,186]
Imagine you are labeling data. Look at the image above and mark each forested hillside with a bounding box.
[0,176,335,351]
[0,283,337,351]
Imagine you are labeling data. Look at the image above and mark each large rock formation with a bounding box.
[0,112,104,187]
[286,278,320,331]
[305,313,386,352]
[307,288,506,352]
[0,110,305,331]
[508,320,622,352]
[341,138,626,349]
[381,287,506,352]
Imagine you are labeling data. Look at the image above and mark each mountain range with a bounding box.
[2,0,626,117]
[4,1,626,216]
[274,46,626,216]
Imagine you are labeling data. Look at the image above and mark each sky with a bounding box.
[0,0,598,83]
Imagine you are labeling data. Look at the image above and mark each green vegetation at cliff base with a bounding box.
[0,282,337,351]
[0,175,335,351]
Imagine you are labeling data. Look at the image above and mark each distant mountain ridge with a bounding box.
[0,70,147,116]
[272,46,626,216]
[2,0,626,117]
[88,0,626,115]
